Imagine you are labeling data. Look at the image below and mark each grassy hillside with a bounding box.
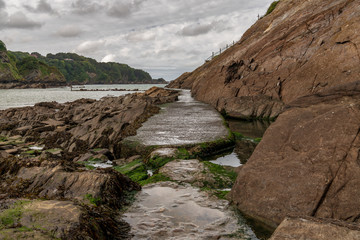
[10,51,166,84]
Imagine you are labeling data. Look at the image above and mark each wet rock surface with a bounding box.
[270,217,360,240]
[124,181,256,240]
[231,82,360,229]
[167,0,360,119]
[125,90,229,146]
[159,159,207,184]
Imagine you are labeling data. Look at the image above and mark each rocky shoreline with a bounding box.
[0,87,180,239]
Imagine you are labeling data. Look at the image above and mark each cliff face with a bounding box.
[168,0,360,119]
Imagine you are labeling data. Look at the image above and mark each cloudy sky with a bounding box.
[0,0,273,80]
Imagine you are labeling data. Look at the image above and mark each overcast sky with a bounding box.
[0,0,273,80]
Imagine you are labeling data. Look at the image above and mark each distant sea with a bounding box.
[0,84,166,110]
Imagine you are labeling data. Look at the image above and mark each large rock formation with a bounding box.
[231,81,360,228]
[270,217,360,240]
[167,0,360,119]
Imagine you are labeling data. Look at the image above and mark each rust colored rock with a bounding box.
[231,82,360,228]
[168,0,360,118]
[166,72,193,89]
[216,95,285,120]
[270,217,360,240]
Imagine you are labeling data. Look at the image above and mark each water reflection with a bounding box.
[227,120,270,139]
[209,120,271,166]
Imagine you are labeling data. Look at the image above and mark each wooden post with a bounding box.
[220,48,221,54]
[212,52,214,59]
[70,85,72,91]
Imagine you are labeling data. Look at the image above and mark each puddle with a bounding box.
[209,151,242,167]
[124,182,258,239]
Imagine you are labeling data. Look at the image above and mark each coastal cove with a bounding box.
[1,0,360,239]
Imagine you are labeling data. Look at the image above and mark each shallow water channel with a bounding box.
[123,90,271,239]
[209,120,270,167]
[124,182,258,240]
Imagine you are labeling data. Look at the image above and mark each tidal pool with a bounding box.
[123,182,258,239]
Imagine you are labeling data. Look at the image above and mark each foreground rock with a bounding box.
[0,157,140,207]
[231,82,360,228]
[0,87,179,158]
[270,217,360,240]
[0,199,131,239]
[167,0,360,119]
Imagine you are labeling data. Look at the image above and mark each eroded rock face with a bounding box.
[216,95,285,120]
[0,199,131,240]
[270,217,360,240]
[167,0,360,119]
[0,87,179,158]
[0,157,140,208]
[231,82,360,228]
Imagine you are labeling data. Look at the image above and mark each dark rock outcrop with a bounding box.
[270,217,360,240]
[167,0,360,119]
[231,81,360,228]
[0,87,179,158]
[0,157,140,208]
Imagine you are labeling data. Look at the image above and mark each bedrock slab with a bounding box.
[125,90,228,146]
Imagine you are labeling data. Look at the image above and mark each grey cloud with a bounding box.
[107,0,146,18]
[179,23,213,36]
[72,0,102,15]
[74,40,106,54]
[24,0,56,15]
[0,0,5,9]
[56,25,83,38]
[6,12,42,29]
[179,20,229,37]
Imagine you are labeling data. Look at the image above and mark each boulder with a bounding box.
[0,157,140,208]
[0,199,132,240]
[231,82,360,228]
[159,159,206,184]
[270,217,360,240]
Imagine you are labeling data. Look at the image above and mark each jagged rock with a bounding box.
[0,199,131,240]
[270,217,360,240]
[231,81,360,228]
[0,157,140,208]
[167,0,360,119]
[0,87,179,158]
